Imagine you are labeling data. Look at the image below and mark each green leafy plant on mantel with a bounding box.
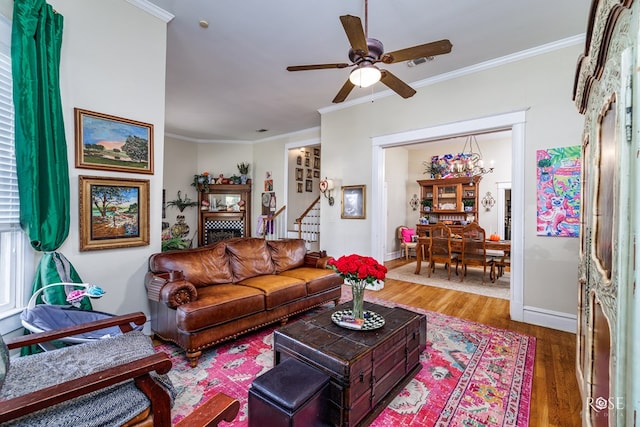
[237,162,250,174]
[166,191,198,212]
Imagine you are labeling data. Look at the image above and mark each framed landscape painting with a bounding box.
[79,176,150,251]
[75,108,154,174]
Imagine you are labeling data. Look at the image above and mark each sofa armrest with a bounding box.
[145,271,198,308]
[303,251,333,269]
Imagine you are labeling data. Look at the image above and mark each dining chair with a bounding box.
[491,251,511,281]
[397,225,417,260]
[428,223,457,280]
[457,222,494,284]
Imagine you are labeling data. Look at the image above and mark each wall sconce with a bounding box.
[409,194,420,211]
[481,191,496,210]
[319,178,335,206]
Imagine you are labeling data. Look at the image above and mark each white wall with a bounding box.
[318,44,583,321]
[384,147,409,258]
[0,0,170,320]
[163,137,199,243]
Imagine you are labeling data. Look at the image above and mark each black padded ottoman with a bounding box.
[248,357,330,427]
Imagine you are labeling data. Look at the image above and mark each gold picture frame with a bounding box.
[341,185,366,219]
[79,176,150,251]
[75,108,154,174]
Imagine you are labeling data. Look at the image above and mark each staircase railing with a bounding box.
[259,205,287,240]
[295,197,321,250]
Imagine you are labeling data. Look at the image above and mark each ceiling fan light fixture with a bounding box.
[349,64,381,88]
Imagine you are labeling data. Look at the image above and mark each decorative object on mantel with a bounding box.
[409,194,420,211]
[481,191,496,210]
[328,254,387,322]
[449,135,494,178]
[166,190,198,212]
[237,162,250,184]
[192,172,211,192]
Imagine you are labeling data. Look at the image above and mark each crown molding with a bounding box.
[319,34,586,115]
[127,0,174,23]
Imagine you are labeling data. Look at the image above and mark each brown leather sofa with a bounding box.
[144,238,342,367]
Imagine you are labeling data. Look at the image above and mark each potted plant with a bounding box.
[161,235,191,252]
[423,161,446,179]
[422,199,432,212]
[463,199,475,212]
[237,162,250,184]
[191,172,211,192]
[166,191,198,212]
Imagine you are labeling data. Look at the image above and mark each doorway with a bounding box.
[370,110,526,322]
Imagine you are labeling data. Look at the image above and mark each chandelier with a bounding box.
[450,135,494,178]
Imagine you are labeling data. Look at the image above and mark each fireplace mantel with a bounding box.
[196,184,251,246]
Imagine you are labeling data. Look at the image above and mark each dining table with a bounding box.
[414,236,511,276]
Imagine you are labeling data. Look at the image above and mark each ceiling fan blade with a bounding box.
[340,15,368,56]
[380,70,416,99]
[332,79,355,103]
[287,63,350,72]
[381,39,452,64]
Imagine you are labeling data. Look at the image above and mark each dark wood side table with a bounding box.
[273,301,426,427]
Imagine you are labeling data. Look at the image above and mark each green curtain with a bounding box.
[11,0,91,312]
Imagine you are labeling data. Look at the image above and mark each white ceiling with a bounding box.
[145,0,591,143]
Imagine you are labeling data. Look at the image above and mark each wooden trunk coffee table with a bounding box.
[273,301,426,427]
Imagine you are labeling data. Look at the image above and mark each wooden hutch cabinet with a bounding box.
[196,184,251,246]
[416,176,481,236]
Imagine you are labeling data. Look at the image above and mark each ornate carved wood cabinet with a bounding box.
[416,176,481,236]
[573,0,638,424]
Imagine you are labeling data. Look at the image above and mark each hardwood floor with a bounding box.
[382,258,582,426]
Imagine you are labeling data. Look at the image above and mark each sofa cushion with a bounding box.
[266,239,306,273]
[226,238,275,282]
[176,284,266,332]
[279,268,342,295]
[149,242,233,287]
[239,275,306,309]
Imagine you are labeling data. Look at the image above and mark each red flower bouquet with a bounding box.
[328,254,387,320]
[328,254,387,284]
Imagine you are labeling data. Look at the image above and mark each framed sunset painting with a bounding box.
[75,108,154,174]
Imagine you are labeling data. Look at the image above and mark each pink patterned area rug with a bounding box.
[156,287,535,426]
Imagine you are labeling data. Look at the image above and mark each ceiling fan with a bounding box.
[286,0,452,103]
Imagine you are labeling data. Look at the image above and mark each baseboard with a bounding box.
[521,305,577,333]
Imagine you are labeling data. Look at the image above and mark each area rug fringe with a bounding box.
[157,286,534,426]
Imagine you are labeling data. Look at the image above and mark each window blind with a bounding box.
[0,18,19,231]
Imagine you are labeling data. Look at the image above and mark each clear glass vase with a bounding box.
[350,280,366,320]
